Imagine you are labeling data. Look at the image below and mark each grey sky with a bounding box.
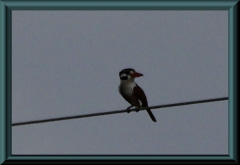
[12,10,228,155]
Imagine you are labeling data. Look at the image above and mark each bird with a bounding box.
[118,68,157,122]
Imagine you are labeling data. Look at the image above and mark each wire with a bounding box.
[12,97,228,127]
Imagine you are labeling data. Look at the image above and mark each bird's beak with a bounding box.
[131,71,143,78]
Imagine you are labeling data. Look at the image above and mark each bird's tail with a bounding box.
[146,109,157,122]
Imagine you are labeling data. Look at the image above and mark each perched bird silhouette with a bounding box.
[118,68,157,122]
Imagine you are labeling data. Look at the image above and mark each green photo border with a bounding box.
[0,0,238,163]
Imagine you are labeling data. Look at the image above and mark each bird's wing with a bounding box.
[133,84,156,122]
[133,84,148,107]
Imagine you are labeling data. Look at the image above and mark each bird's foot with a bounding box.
[135,108,140,112]
[126,106,134,113]
[126,108,131,113]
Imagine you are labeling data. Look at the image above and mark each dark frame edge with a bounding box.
[229,1,239,164]
[6,2,12,161]
[1,0,238,10]
[0,1,7,165]
[231,0,239,163]
[0,0,239,164]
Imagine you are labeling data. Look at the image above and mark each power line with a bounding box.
[12,97,228,127]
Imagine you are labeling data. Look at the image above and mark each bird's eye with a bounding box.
[130,71,134,74]
[120,76,128,80]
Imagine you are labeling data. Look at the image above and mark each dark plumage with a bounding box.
[118,68,157,122]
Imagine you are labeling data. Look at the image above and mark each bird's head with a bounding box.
[119,68,143,81]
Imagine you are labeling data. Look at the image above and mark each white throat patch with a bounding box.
[120,73,127,78]
[119,80,136,96]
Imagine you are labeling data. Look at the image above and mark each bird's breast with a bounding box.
[119,82,136,97]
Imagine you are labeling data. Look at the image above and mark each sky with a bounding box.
[12,10,228,155]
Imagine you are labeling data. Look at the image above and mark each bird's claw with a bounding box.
[126,107,131,113]
[135,108,140,112]
[126,106,140,113]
